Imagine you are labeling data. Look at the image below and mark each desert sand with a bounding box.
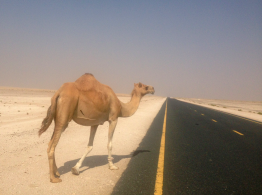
[0,87,166,195]
[176,98,262,122]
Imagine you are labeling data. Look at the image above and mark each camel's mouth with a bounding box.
[145,86,154,95]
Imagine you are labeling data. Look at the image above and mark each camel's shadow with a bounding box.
[58,150,150,175]
[58,154,131,175]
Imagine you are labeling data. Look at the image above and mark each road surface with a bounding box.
[112,98,262,194]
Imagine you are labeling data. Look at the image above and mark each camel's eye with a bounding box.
[145,86,148,90]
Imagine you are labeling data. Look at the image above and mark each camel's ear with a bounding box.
[138,82,142,88]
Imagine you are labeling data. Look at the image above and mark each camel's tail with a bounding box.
[38,92,59,136]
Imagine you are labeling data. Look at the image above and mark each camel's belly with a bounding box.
[72,116,107,126]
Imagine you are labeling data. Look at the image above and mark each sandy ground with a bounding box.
[0,87,166,195]
[176,98,262,122]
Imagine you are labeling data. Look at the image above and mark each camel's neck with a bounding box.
[120,90,142,117]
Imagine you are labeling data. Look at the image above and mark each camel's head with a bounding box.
[134,82,155,96]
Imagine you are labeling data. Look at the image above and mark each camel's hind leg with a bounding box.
[48,132,60,178]
[108,119,119,170]
[47,125,65,183]
[71,125,98,175]
[46,83,78,183]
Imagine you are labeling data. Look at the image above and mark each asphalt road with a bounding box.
[112,98,262,195]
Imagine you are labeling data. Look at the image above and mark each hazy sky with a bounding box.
[1,1,261,101]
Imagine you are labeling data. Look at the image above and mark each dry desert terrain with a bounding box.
[1,87,261,194]
[0,87,165,194]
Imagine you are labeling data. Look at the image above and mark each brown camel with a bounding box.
[39,73,155,183]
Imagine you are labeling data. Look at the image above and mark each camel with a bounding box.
[38,73,155,183]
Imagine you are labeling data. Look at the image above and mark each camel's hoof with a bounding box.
[50,178,62,183]
[71,167,80,175]
[109,165,119,170]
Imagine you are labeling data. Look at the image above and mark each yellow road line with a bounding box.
[233,130,244,136]
[154,101,167,195]
[201,114,204,116]
[212,119,217,122]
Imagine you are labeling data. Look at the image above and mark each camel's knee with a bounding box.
[87,146,93,151]
[81,146,93,157]
[47,146,52,153]
[107,143,112,151]
[47,140,53,153]
[47,150,54,159]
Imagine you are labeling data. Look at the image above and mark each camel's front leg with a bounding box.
[108,119,119,170]
[71,125,98,175]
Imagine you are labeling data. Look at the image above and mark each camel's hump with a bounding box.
[74,73,99,91]
[84,73,94,76]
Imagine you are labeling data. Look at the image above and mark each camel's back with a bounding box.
[74,73,120,116]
